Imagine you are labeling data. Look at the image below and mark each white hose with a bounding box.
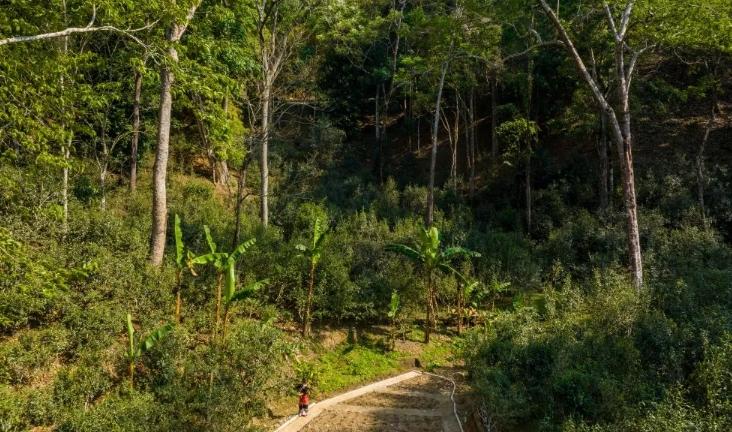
[422,371,464,432]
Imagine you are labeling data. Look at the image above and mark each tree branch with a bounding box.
[0,7,157,47]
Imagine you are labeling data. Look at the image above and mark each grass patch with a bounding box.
[308,343,406,395]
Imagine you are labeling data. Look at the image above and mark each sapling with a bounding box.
[387,290,400,350]
[126,313,173,387]
[295,217,327,337]
[190,226,256,340]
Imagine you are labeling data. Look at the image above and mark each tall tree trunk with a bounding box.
[426,55,450,227]
[62,143,70,233]
[374,86,383,182]
[260,83,271,227]
[150,50,175,266]
[538,0,643,290]
[615,45,643,291]
[130,70,142,192]
[150,5,200,266]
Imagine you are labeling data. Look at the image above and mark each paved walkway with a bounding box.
[274,371,462,432]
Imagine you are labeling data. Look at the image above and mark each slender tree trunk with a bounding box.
[150,50,175,266]
[426,54,450,227]
[615,47,643,291]
[62,143,70,233]
[130,71,142,192]
[451,94,460,182]
[526,15,535,233]
[151,6,200,266]
[374,86,383,182]
[303,261,316,337]
[538,0,643,290]
[260,83,271,227]
[697,99,716,228]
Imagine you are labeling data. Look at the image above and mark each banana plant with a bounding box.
[221,259,269,339]
[387,290,400,350]
[173,214,197,323]
[386,226,480,343]
[190,226,256,340]
[126,313,173,387]
[453,272,480,335]
[295,217,327,338]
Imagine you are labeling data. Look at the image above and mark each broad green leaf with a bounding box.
[224,259,237,302]
[139,323,173,354]
[228,238,256,264]
[204,225,217,253]
[385,244,423,263]
[126,313,135,360]
[174,214,184,267]
[228,279,270,304]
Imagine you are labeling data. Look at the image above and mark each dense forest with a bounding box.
[1,0,731,431]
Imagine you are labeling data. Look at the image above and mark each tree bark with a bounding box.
[62,143,70,233]
[130,70,142,192]
[150,6,199,266]
[426,53,450,227]
[149,49,175,266]
[260,82,271,227]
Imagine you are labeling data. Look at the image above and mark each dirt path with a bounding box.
[275,371,463,432]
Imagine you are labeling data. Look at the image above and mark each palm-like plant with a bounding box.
[454,272,480,335]
[386,226,480,343]
[387,290,400,350]
[221,262,269,339]
[172,215,197,323]
[295,217,327,337]
[126,313,173,387]
[190,226,256,339]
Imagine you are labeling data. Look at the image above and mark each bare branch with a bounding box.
[0,9,157,48]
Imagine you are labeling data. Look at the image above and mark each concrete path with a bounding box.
[274,370,462,432]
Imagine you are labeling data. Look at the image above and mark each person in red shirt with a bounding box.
[297,379,310,417]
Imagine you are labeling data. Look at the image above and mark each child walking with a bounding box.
[297,379,310,417]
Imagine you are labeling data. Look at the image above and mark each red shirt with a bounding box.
[299,393,309,405]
